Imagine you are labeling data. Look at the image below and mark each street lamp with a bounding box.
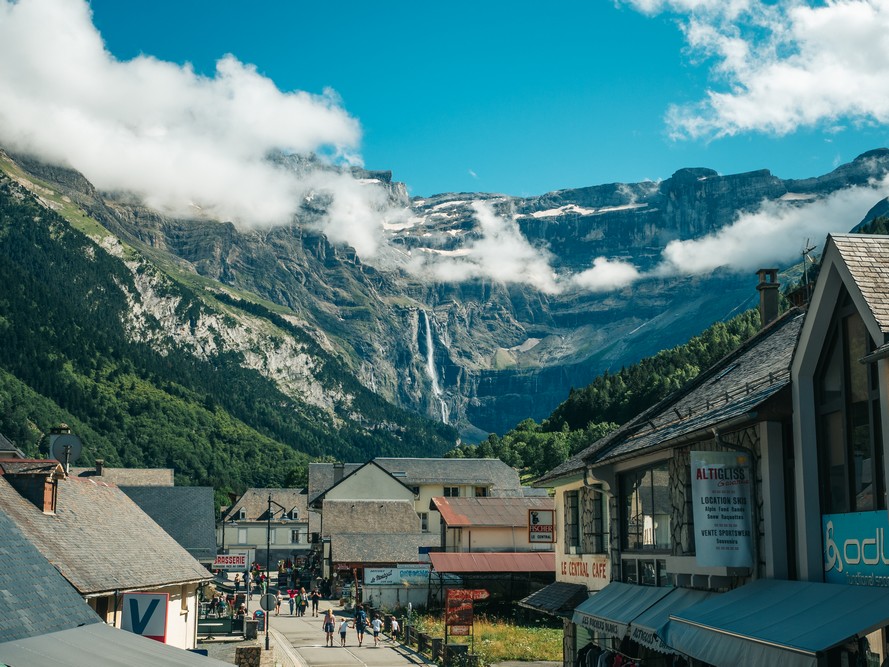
[266,494,287,651]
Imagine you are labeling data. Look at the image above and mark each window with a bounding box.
[289,508,299,520]
[419,512,429,532]
[238,507,246,520]
[269,528,276,544]
[622,558,669,586]
[564,490,580,554]
[444,487,459,497]
[291,530,301,544]
[474,486,488,497]
[580,485,606,554]
[237,528,247,544]
[817,296,885,514]
[410,486,420,496]
[620,461,671,551]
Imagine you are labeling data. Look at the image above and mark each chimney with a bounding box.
[756,268,779,328]
[95,459,105,476]
[0,460,62,513]
[333,462,344,485]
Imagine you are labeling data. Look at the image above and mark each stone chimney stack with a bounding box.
[0,460,62,513]
[333,462,344,485]
[756,268,780,328]
[95,459,105,476]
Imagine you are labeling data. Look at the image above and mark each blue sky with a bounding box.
[3,0,889,291]
[84,0,889,197]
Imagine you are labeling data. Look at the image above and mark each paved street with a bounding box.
[268,604,434,667]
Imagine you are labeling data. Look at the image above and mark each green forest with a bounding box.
[0,174,454,501]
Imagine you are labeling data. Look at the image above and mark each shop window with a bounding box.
[444,486,459,497]
[817,297,885,514]
[622,559,638,584]
[564,490,580,553]
[619,461,671,552]
[291,530,301,544]
[580,485,606,554]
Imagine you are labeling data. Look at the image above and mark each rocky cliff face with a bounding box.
[7,148,889,439]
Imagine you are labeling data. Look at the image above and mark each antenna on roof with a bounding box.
[48,425,82,475]
[801,239,817,300]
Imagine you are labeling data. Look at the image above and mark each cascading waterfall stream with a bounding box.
[422,309,449,424]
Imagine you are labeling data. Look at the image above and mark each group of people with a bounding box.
[273,587,321,616]
[321,605,399,648]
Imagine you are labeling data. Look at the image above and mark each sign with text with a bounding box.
[823,510,889,586]
[559,555,608,586]
[529,509,555,543]
[121,592,168,643]
[690,451,753,568]
[446,588,490,600]
[364,566,430,586]
[213,551,248,570]
[446,589,474,638]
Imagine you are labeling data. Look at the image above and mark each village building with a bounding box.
[0,459,211,651]
[219,487,317,571]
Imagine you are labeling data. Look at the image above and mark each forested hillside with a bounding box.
[0,173,454,498]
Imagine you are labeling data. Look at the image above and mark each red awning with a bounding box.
[429,551,554,573]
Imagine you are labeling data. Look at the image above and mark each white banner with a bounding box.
[213,551,249,570]
[690,451,754,568]
[364,566,430,586]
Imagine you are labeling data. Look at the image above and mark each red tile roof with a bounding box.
[429,551,555,573]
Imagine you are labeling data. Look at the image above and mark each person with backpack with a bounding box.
[354,605,368,647]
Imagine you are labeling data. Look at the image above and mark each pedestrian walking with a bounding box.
[245,570,253,600]
[234,573,241,592]
[322,609,336,647]
[288,589,296,615]
[299,587,308,617]
[371,614,382,647]
[311,589,320,616]
[275,590,282,616]
[390,616,400,641]
[354,605,368,646]
[338,617,350,646]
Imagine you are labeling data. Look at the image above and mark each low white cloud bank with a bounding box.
[0,0,367,227]
[623,0,889,139]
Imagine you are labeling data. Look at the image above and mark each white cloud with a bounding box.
[655,178,889,274]
[570,257,641,291]
[408,202,560,293]
[0,0,364,227]
[626,0,889,139]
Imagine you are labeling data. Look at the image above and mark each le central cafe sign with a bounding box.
[529,509,555,543]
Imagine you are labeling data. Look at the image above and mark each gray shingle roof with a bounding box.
[0,476,211,596]
[310,458,523,504]
[322,499,421,536]
[0,433,24,458]
[120,486,217,562]
[831,234,889,332]
[519,582,590,618]
[331,533,436,564]
[0,511,99,642]
[222,487,308,523]
[70,465,174,486]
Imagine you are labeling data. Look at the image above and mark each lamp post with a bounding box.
[266,494,287,651]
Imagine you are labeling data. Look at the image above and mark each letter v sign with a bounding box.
[121,592,169,642]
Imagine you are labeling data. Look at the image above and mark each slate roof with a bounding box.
[120,486,217,562]
[831,234,889,332]
[322,499,421,536]
[0,475,211,596]
[536,308,804,483]
[0,510,99,642]
[331,532,436,564]
[0,432,24,458]
[309,458,523,504]
[222,487,309,523]
[70,465,174,486]
[432,496,554,528]
[519,581,590,618]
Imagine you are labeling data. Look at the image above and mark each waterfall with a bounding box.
[422,310,449,424]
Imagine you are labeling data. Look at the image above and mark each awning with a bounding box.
[572,582,672,640]
[519,581,589,618]
[429,551,554,573]
[628,587,714,654]
[665,579,889,667]
[0,622,232,666]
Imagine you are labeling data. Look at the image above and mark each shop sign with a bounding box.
[559,555,608,585]
[445,589,474,638]
[690,451,754,568]
[529,509,555,543]
[121,592,168,643]
[213,551,248,570]
[364,566,430,586]
[630,625,669,652]
[823,510,889,586]
[574,613,624,638]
